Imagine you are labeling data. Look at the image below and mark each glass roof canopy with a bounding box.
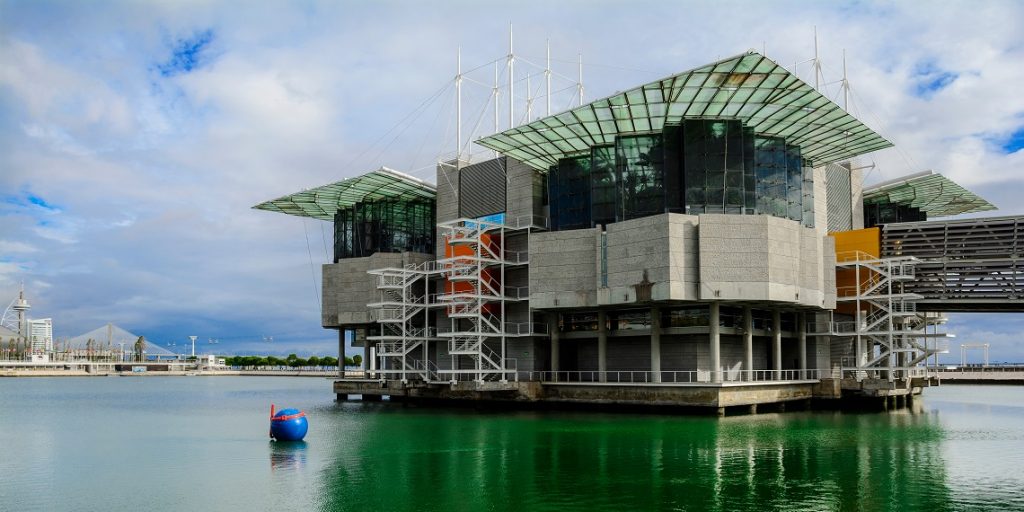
[476,51,893,170]
[253,167,436,221]
[863,170,996,218]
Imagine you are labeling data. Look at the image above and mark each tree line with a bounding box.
[223,353,362,368]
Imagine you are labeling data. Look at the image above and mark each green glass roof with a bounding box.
[863,170,996,218]
[253,167,436,220]
[476,51,893,170]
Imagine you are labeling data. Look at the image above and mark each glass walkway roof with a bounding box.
[476,51,893,170]
[863,170,996,218]
[253,167,435,220]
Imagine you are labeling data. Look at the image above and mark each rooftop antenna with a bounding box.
[526,73,533,122]
[508,22,515,129]
[456,46,463,164]
[493,62,500,134]
[545,39,552,116]
[577,53,585,106]
[813,26,821,91]
[842,48,850,111]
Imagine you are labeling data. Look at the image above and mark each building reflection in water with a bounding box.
[315,402,953,511]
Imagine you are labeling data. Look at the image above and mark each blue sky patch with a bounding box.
[912,60,958,98]
[158,29,215,77]
[1003,126,1024,153]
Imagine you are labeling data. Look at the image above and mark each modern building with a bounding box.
[256,51,1010,413]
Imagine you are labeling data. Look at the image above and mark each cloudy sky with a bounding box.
[1,0,1022,361]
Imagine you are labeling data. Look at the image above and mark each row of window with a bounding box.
[548,119,815,231]
[560,306,799,332]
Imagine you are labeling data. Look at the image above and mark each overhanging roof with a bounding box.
[863,170,996,217]
[253,167,436,221]
[476,51,892,170]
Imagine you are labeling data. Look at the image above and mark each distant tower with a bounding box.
[12,283,31,342]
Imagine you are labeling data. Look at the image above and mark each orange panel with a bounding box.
[443,232,501,315]
[829,228,881,315]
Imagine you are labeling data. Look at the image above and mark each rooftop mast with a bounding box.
[456,46,462,163]
[545,39,552,116]
[508,23,514,129]
[577,53,584,105]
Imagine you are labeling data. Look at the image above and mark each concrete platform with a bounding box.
[333,378,820,414]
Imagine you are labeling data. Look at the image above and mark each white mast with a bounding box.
[577,53,584,105]
[456,46,462,162]
[493,62,500,134]
[508,23,514,128]
[545,39,552,116]
[526,73,533,122]
[813,26,821,91]
[842,48,849,111]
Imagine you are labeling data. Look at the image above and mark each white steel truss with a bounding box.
[816,251,949,381]
[367,261,447,383]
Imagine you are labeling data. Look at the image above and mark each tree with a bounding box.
[352,354,363,367]
[307,356,320,367]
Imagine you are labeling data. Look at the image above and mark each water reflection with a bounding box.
[270,441,308,473]
[315,405,954,511]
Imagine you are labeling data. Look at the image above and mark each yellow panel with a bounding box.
[830,227,880,262]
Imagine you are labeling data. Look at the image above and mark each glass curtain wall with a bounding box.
[334,199,435,261]
[546,120,814,231]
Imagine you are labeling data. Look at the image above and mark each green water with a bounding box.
[1,378,1021,511]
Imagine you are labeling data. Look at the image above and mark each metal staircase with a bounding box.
[367,262,445,383]
[435,217,527,383]
[815,251,949,381]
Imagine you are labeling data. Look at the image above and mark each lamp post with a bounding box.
[189,336,197,358]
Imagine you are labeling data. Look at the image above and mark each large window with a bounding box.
[590,145,617,226]
[616,135,665,220]
[683,120,755,215]
[334,199,435,261]
[548,154,591,231]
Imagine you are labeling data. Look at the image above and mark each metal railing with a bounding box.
[517,368,826,384]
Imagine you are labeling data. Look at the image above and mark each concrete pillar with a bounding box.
[798,312,807,380]
[743,306,753,382]
[549,315,560,381]
[339,329,347,378]
[363,338,372,379]
[598,311,608,383]
[710,302,721,383]
[651,306,661,383]
[716,407,726,417]
[748,404,758,415]
[772,310,782,380]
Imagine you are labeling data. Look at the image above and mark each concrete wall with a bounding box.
[530,212,836,310]
[321,251,433,327]
[506,158,545,226]
[698,213,832,308]
[529,228,599,309]
[601,214,699,305]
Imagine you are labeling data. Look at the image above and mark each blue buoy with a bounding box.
[269,404,308,442]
